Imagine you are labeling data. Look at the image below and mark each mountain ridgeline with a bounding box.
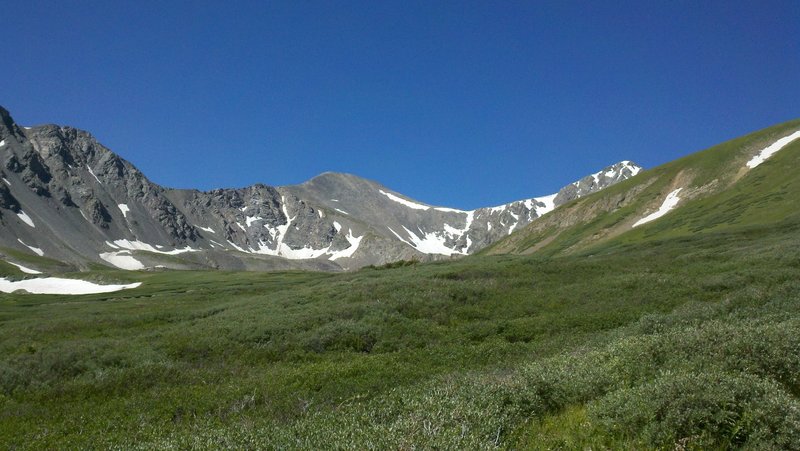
[0,106,640,272]
[485,118,800,257]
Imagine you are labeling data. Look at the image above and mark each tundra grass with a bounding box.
[2,220,800,448]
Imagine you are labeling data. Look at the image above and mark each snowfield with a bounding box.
[17,239,44,256]
[0,277,141,295]
[633,188,683,227]
[16,211,35,228]
[99,251,146,270]
[746,130,800,169]
[87,165,102,183]
[379,190,430,210]
[5,261,42,274]
[106,239,197,255]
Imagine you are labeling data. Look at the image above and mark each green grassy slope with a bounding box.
[2,216,800,448]
[486,118,800,257]
[3,120,800,448]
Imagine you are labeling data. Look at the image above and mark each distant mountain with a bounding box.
[0,105,639,272]
[486,118,800,257]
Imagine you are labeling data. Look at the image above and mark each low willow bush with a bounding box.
[591,370,800,449]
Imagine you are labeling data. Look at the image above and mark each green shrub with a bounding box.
[590,370,800,449]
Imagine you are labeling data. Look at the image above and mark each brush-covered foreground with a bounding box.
[2,220,800,449]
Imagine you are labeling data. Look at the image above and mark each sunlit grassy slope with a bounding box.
[2,120,800,448]
[486,118,800,257]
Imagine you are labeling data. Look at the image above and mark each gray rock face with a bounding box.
[0,106,642,272]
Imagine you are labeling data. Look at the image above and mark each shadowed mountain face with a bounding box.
[0,106,640,271]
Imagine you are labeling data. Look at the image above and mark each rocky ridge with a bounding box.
[0,106,641,271]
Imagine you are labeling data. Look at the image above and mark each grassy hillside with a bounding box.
[486,118,800,257]
[2,215,800,448]
[3,121,800,448]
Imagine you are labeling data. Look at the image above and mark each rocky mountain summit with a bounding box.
[0,106,641,271]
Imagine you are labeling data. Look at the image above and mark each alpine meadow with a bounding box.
[2,116,800,448]
[3,2,800,449]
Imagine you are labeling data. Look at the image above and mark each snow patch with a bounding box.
[2,178,10,186]
[245,216,264,227]
[433,206,467,213]
[100,251,145,270]
[488,204,507,214]
[108,239,197,255]
[243,195,330,260]
[533,193,557,215]
[622,161,642,176]
[401,226,461,256]
[17,239,44,256]
[197,225,215,233]
[6,261,42,274]
[333,221,342,232]
[86,165,102,183]
[633,188,683,227]
[387,226,414,247]
[334,208,349,215]
[507,211,520,235]
[0,276,141,295]
[0,140,5,147]
[746,130,800,169]
[16,211,35,228]
[328,229,363,260]
[378,190,430,210]
[227,240,249,253]
[118,204,130,218]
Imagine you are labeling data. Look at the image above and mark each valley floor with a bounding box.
[2,220,800,449]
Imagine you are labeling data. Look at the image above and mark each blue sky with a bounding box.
[3,1,799,209]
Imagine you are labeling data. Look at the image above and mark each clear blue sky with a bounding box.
[3,1,798,209]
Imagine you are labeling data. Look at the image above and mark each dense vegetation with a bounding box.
[2,213,800,448]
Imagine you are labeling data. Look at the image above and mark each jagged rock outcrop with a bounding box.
[0,106,642,271]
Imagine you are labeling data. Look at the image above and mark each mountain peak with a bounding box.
[0,105,21,138]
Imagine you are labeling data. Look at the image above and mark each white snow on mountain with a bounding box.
[99,251,145,270]
[0,276,141,295]
[246,216,263,227]
[534,193,557,215]
[16,211,35,228]
[17,239,43,256]
[401,226,461,256]
[6,261,42,274]
[328,229,363,260]
[87,165,102,183]
[379,190,430,210]
[118,204,130,218]
[633,188,683,227]
[746,130,800,169]
[107,239,197,255]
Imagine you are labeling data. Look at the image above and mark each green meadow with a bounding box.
[2,217,800,449]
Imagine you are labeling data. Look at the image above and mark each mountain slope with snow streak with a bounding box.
[0,104,639,272]
[487,118,800,257]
